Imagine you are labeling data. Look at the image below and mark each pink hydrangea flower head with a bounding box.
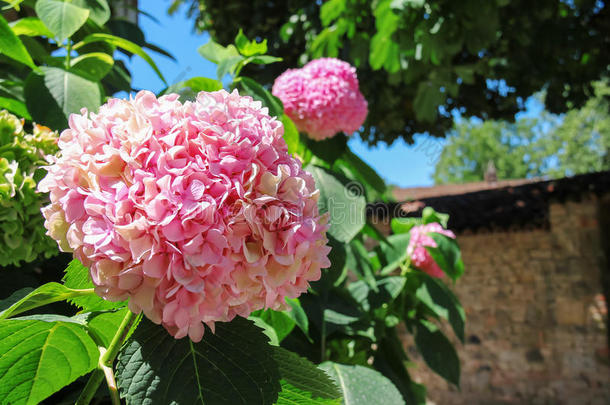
[407,222,456,278]
[272,57,368,140]
[39,89,331,342]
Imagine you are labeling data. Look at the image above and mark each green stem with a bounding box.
[101,310,137,367]
[65,39,72,68]
[76,310,137,405]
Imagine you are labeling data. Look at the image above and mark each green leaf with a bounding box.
[72,0,111,26]
[252,309,295,343]
[334,150,386,200]
[250,315,280,345]
[35,0,90,42]
[390,217,421,234]
[0,96,31,120]
[307,166,366,243]
[235,29,268,56]
[0,317,98,405]
[377,233,411,275]
[0,14,36,69]
[198,40,240,64]
[0,288,34,312]
[415,274,465,342]
[116,317,282,405]
[320,0,346,26]
[414,320,460,386]
[286,298,309,337]
[273,347,341,404]
[0,282,96,320]
[239,76,284,118]
[41,66,101,122]
[24,71,67,129]
[425,233,464,281]
[9,17,54,37]
[319,362,405,405]
[75,33,166,84]
[70,52,114,81]
[84,308,130,347]
[281,113,299,154]
[349,238,377,290]
[63,259,127,312]
[249,55,283,65]
[413,81,445,123]
[161,77,223,101]
[347,276,406,312]
[421,206,449,227]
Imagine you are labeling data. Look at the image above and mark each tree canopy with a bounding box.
[433,82,610,184]
[170,0,610,146]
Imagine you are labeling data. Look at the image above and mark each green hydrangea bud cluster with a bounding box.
[0,110,59,267]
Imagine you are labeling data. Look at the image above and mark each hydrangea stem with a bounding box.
[76,310,137,405]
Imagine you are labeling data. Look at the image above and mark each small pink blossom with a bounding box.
[272,58,368,140]
[407,223,455,278]
[39,89,330,341]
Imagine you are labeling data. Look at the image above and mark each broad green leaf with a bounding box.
[319,362,404,405]
[217,55,245,79]
[249,55,283,65]
[70,52,114,81]
[9,17,53,37]
[84,308,130,347]
[63,259,127,311]
[281,113,299,155]
[0,96,31,120]
[250,315,280,345]
[252,308,295,343]
[425,233,464,281]
[373,329,426,405]
[413,81,445,123]
[75,33,166,84]
[72,0,111,26]
[421,206,449,227]
[0,317,98,405]
[0,14,36,69]
[377,233,411,275]
[312,236,347,292]
[161,77,223,101]
[308,166,366,243]
[320,0,346,26]
[116,317,281,405]
[414,320,460,386]
[24,71,67,129]
[35,0,90,42]
[334,150,386,201]
[349,238,377,290]
[198,40,240,64]
[235,29,268,56]
[239,76,284,118]
[41,66,101,122]
[306,135,347,165]
[415,274,465,342]
[347,276,406,312]
[390,217,421,234]
[273,347,341,404]
[0,288,34,312]
[286,299,310,340]
[0,282,95,320]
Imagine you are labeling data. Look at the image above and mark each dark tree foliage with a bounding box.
[171,0,610,145]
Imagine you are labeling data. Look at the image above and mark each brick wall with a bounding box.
[404,196,610,405]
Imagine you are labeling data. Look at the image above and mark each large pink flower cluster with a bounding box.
[272,58,368,140]
[39,89,331,341]
[407,223,456,278]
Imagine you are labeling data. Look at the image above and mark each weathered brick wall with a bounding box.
[405,196,610,405]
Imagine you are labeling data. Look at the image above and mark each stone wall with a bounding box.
[405,195,610,405]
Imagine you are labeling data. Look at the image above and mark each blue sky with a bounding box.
[121,0,537,188]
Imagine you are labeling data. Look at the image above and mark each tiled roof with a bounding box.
[370,171,610,232]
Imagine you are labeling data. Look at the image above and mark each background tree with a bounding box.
[170,0,610,145]
[433,82,610,184]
